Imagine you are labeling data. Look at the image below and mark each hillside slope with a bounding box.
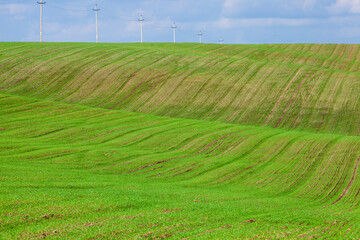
[1,93,360,203]
[0,42,359,136]
[1,93,360,239]
[1,43,360,239]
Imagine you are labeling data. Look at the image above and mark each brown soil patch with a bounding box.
[201,225,233,234]
[241,219,256,224]
[40,213,54,219]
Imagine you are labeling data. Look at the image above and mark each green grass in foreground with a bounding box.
[2,165,354,239]
[1,93,360,239]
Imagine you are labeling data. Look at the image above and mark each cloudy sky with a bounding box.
[1,0,360,44]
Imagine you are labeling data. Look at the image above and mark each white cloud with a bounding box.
[215,17,315,29]
[221,0,320,17]
[1,4,29,15]
[222,0,248,15]
[302,0,317,10]
[329,0,360,14]
[223,0,242,10]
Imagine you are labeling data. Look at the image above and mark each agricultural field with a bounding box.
[0,42,359,239]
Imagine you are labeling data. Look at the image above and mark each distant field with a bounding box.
[0,42,359,136]
[0,43,359,239]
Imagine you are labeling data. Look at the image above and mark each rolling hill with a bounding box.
[0,42,359,136]
[0,42,359,239]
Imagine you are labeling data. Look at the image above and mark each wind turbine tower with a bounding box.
[198,31,203,43]
[93,4,100,43]
[37,0,46,42]
[219,38,224,44]
[138,15,144,43]
[171,22,177,43]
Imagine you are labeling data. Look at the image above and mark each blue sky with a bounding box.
[1,0,360,44]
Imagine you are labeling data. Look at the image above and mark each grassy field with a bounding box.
[0,43,360,239]
[0,42,359,136]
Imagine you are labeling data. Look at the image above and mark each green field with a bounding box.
[0,42,360,239]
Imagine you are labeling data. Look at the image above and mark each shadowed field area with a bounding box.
[0,43,359,239]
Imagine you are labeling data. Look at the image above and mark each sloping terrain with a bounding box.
[0,43,359,136]
[0,43,360,239]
